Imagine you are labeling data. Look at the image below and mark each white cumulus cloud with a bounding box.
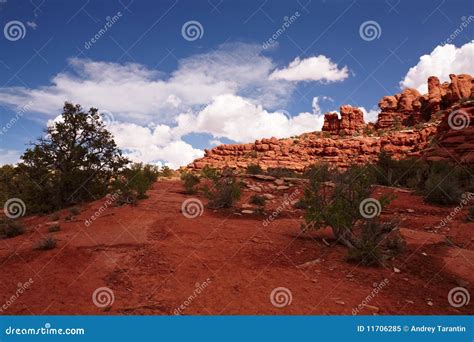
[269,56,349,82]
[400,40,474,93]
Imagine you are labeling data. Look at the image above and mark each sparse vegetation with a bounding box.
[205,173,242,209]
[373,151,428,189]
[302,164,397,266]
[200,165,221,181]
[34,236,57,250]
[0,219,25,239]
[246,164,263,175]
[48,225,61,233]
[266,167,296,178]
[159,166,173,178]
[69,207,81,216]
[180,171,200,194]
[303,163,331,183]
[249,194,266,206]
[111,163,161,205]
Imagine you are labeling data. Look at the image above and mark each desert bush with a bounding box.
[205,175,242,209]
[468,207,474,222]
[373,151,428,189]
[0,219,25,239]
[69,207,80,216]
[159,166,173,178]
[249,194,266,206]
[293,199,307,209]
[48,225,61,233]
[266,167,296,178]
[303,163,332,183]
[180,172,200,194]
[302,164,397,266]
[424,170,462,205]
[246,164,263,175]
[49,213,60,221]
[34,236,57,250]
[110,163,160,204]
[200,165,221,181]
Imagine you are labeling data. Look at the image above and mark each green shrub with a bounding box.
[302,164,396,266]
[48,225,61,233]
[69,207,80,216]
[180,172,200,194]
[424,171,462,205]
[293,199,307,209]
[246,164,263,175]
[373,151,428,188]
[266,167,296,178]
[303,163,331,183]
[249,194,266,206]
[0,219,25,239]
[34,236,57,250]
[110,163,160,204]
[200,165,221,181]
[49,213,60,221]
[206,176,242,209]
[159,166,173,178]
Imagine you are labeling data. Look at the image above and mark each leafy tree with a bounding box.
[18,103,129,211]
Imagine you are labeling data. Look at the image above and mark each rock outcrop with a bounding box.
[376,74,473,130]
[190,125,438,171]
[424,102,474,164]
[322,105,365,135]
[188,74,473,172]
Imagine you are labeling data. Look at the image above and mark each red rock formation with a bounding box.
[190,124,438,171]
[376,74,473,130]
[188,74,473,172]
[322,105,365,134]
[424,102,474,164]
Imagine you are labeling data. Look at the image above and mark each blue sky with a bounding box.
[0,0,473,167]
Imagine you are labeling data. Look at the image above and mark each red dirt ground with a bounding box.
[0,179,473,315]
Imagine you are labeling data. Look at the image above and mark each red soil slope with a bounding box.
[0,179,472,315]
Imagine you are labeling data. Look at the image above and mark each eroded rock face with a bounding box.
[190,125,438,171]
[322,105,365,134]
[376,74,473,130]
[424,103,474,164]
